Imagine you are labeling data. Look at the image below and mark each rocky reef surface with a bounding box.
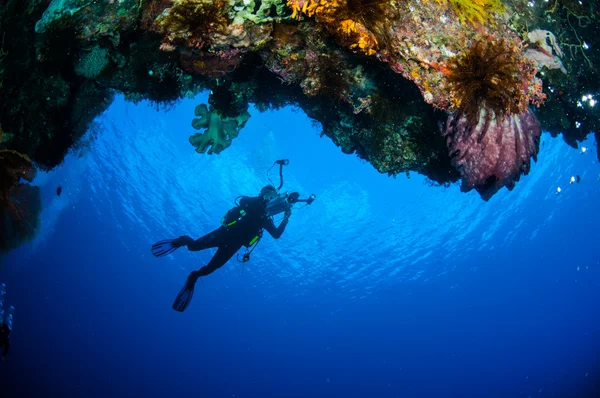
[0,0,598,250]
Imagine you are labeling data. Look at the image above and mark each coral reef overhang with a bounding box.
[0,0,598,202]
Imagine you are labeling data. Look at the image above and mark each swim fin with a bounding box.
[151,239,179,257]
[172,284,194,312]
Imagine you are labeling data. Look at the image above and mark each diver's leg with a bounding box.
[172,243,242,312]
[186,244,241,286]
[187,226,227,251]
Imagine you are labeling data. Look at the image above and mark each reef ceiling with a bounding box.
[0,0,599,220]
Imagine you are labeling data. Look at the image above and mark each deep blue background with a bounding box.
[0,93,599,398]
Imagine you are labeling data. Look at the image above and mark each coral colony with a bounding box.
[0,0,598,249]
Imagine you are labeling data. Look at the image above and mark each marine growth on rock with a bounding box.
[0,0,598,248]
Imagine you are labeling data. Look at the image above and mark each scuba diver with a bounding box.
[152,160,316,313]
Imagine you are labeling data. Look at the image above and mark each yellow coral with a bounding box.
[288,1,379,56]
[287,0,341,23]
[437,0,505,26]
[338,19,378,56]
[353,34,378,56]
[338,19,356,35]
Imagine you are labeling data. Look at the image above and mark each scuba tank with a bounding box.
[221,205,246,227]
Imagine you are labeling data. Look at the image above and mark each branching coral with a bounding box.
[442,108,541,200]
[189,104,251,154]
[154,0,230,48]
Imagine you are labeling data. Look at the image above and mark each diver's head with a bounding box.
[260,185,277,202]
[0,323,9,337]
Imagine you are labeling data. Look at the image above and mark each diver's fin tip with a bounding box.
[172,285,194,312]
[151,239,179,258]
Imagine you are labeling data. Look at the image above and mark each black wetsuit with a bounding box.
[0,323,10,358]
[188,196,288,278]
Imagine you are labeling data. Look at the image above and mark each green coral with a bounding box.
[189,104,251,154]
[229,0,289,25]
[75,46,110,79]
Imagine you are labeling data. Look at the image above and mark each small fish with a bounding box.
[56,186,62,196]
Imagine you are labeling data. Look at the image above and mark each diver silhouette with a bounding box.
[152,160,316,313]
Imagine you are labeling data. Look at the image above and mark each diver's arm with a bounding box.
[264,210,291,239]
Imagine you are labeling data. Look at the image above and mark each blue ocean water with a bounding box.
[0,92,598,398]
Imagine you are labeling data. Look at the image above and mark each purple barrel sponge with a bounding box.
[442,108,541,201]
